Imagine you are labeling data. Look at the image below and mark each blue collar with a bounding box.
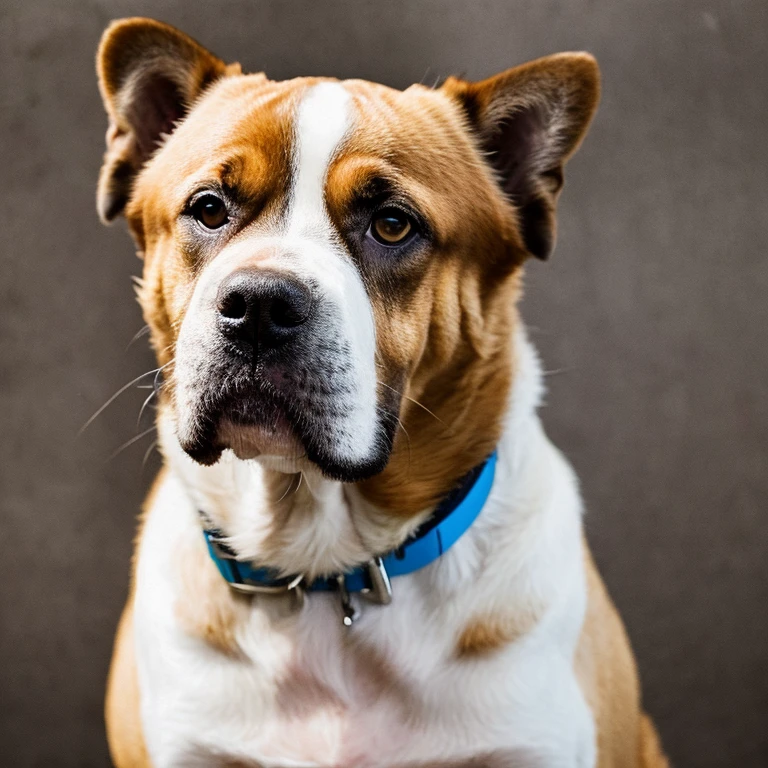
[203,451,497,622]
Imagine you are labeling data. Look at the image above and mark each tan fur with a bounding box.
[105,472,163,768]
[172,536,250,657]
[455,604,541,658]
[575,545,669,767]
[106,598,153,768]
[129,76,300,377]
[97,18,665,767]
[638,715,670,768]
[324,83,525,517]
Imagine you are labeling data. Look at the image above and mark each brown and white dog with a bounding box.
[97,18,668,768]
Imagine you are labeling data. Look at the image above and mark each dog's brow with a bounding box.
[333,167,419,211]
[219,158,243,189]
[355,174,396,200]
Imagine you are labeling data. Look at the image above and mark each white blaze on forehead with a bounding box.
[285,82,381,464]
[288,82,352,236]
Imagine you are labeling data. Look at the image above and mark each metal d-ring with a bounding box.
[363,556,393,605]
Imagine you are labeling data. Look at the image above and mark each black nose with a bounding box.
[216,269,313,347]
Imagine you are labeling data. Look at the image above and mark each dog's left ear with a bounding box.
[96,18,241,223]
[443,53,600,260]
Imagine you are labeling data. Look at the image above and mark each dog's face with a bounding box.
[97,19,598,488]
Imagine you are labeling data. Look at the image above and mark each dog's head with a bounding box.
[96,18,598,494]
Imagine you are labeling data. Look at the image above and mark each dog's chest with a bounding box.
[225,601,429,766]
[137,592,591,768]
[137,586,465,765]
[136,566,595,768]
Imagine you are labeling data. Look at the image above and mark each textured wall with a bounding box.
[1,1,766,765]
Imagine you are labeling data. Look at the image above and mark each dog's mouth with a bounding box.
[216,404,305,463]
[175,370,399,483]
[178,379,305,465]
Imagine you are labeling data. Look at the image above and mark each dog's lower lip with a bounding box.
[219,418,303,460]
[214,390,305,459]
[177,380,307,464]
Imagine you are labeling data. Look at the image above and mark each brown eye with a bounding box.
[191,194,228,230]
[370,208,414,245]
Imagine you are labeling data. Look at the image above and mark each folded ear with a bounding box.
[443,53,600,260]
[96,18,239,223]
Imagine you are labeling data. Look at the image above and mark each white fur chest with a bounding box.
[132,415,596,768]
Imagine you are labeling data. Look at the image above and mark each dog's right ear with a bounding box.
[96,18,240,223]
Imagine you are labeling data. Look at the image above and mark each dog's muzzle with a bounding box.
[173,261,399,482]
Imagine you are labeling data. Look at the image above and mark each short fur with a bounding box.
[96,18,668,768]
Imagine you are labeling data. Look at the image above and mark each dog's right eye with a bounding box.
[191,194,229,230]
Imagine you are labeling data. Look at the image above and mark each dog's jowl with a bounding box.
[96,17,668,768]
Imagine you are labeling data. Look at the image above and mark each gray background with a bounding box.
[1,0,766,765]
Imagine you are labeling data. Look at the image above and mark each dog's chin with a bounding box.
[178,410,305,469]
[217,417,304,461]
[177,403,395,483]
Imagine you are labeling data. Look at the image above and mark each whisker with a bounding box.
[125,324,150,350]
[277,473,301,504]
[142,440,159,468]
[376,377,446,427]
[378,408,412,475]
[136,388,156,429]
[105,426,157,463]
[393,414,412,474]
[391,412,411,447]
[153,362,170,395]
[542,367,574,377]
[79,367,163,436]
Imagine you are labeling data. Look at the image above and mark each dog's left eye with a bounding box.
[191,194,229,230]
[368,208,415,246]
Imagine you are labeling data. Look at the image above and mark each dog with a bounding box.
[96,17,669,768]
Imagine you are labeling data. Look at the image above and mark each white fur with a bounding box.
[173,81,381,477]
[288,82,350,237]
[286,82,380,465]
[133,328,596,767]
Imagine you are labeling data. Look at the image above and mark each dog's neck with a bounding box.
[160,326,543,580]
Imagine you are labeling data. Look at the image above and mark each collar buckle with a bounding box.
[208,534,306,600]
[230,575,306,610]
[228,571,305,597]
